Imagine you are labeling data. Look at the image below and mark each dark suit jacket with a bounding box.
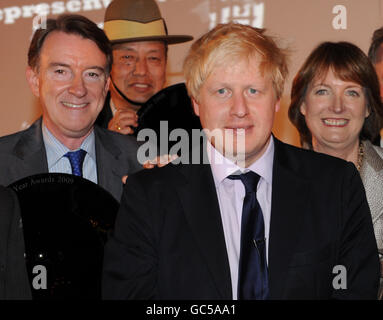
[102,138,380,299]
[0,118,142,202]
[0,186,31,299]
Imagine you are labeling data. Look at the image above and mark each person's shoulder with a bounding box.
[362,140,383,172]
[0,127,29,142]
[368,140,383,159]
[128,160,191,187]
[274,138,354,178]
[0,126,33,151]
[275,138,347,164]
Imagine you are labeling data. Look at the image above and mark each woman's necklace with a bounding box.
[356,141,364,172]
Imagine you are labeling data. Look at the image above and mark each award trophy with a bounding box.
[9,173,119,299]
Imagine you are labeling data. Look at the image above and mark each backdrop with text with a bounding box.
[1,0,382,146]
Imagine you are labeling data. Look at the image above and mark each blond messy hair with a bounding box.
[183,22,288,102]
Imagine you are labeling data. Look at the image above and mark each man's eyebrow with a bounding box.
[48,62,70,68]
[86,66,106,73]
[48,62,105,72]
[147,49,162,54]
[121,49,162,55]
[115,45,137,52]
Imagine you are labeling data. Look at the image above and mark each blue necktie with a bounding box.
[64,149,87,177]
[228,172,269,300]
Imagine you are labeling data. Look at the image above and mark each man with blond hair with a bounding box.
[103,23,380,300]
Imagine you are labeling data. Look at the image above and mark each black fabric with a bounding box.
[0,186,31,299]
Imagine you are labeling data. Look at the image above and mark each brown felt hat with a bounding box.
[104,0,193,44]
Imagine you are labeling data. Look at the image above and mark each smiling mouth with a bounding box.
[62,102,88,109]
[130,83,152,88]
[322,118,349,127]
[225,125,253,131]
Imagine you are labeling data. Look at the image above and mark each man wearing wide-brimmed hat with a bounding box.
[96,0,193,135]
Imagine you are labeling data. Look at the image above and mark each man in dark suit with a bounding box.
[102,23,380,299]
[0,186,31,299]
[0,14,141,202]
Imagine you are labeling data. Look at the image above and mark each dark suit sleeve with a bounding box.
[0,187,31,299]
[102,173,157,299]
[332,163,380,299]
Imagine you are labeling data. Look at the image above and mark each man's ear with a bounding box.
[26,66,40,98]
[191,97,200,117]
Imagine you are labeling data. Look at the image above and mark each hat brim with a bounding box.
[110,34,193,45]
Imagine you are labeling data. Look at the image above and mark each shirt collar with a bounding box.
[42,123,96,169]
[207,136,275,188]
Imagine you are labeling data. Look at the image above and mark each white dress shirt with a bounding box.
[207,136,275,300]
[42,124,98,184]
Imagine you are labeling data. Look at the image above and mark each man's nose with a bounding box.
[230,93,249,117]
[68,74,87,97]
[132,58,148,76]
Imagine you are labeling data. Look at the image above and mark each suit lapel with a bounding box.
[268,139,310,299]
[94,126,126,201]
[13,118,48,178]
[175,163,232,299]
